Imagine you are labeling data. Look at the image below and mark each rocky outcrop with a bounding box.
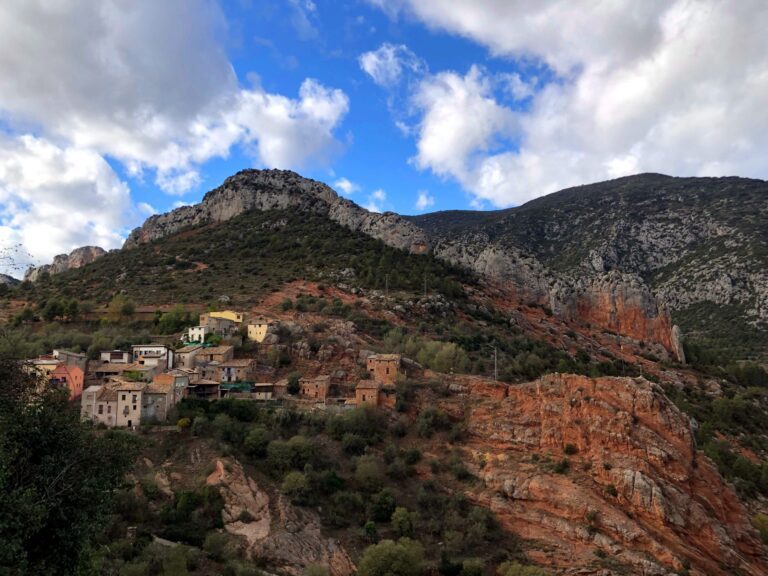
[124,169,429,255]
[24,246,106,282]
[0,274,20,287]
[206,458,355,576]
[430,235,685,361]
[458,373,768,576]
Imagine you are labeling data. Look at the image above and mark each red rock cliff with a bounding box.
[451,374,766,575]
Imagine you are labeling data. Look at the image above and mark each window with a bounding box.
[108,405,111,414]
[133,405,137,411]
[98,405,103,415]
[122,394,126,401]
[132,394,137,404]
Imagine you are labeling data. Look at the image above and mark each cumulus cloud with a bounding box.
[0,135,131,272]
[365,189,387,213]
[359,43,426,88]
[333,177,360,195]
[414,191,435,211]
[369,0,768,205]
[0,0,350,267]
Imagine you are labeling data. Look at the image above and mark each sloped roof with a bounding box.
[356,380,381,390]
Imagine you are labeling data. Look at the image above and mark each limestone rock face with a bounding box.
[458,374,768,576]
[207,458,355,576]
[24,245,106,282]
[123,169,429,254]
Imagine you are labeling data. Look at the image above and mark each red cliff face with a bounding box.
[451,374,766,575]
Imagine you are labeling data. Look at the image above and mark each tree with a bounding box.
[391,507,417,537]
[107,294,135,323]
[281,471,310,504]
[287,372,301,395]
[358,538,424,576]
[0,358,137,574]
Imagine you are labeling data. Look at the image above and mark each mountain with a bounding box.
[406,173,768,360]
[24,246,107,282]
[9,169,768,575]
[28,170,768,360]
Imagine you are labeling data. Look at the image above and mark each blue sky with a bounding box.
[120,0,528,217]
[1,0,767,273]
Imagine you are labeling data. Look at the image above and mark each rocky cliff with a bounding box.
[24,245,106,282]
[449,373,768,575]
[409,173,768,359]
[124,169,429,255]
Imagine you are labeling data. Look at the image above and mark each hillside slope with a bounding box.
[408,174,768,359]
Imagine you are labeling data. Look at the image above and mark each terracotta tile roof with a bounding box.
[369,354,401,361]
[93,362,138,373]
[97,387,118,402]
[177,345,203,353]
[146,381,173,395]
[356,381,381,390]
[220,359,255,367]
[200,346,234,355]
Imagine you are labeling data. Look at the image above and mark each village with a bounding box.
[28,309,405,429]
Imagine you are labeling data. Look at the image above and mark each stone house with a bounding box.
[189,379,220,401]
[99,350,131,364]
[219,358,256,383]
[153,372,189,402]
[366,354,401,385]
[252,383,274,400]
[355,380,397,409]
[175,344,202,370]
[131,344,174,371]
[185,325,210,343]
[195,345,234,365]
[142,380,175,423]
[300,375,331,400]
[247,319,274,343]
[50,363,85,400]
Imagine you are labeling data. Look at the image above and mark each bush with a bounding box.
[497,561,550,576]
[354,455,384,492]
[176,417,191,431]
[391,506,417,537]
[563,443,578,455]
[553,459,569,474]
[342,433,367,455]
[281,471,310,504]
[203,532,235,562]
[244,426,271,458]
[753,513,768,545]
[358,538,425,576]
[460,559,484,576]
[369,488,397,522]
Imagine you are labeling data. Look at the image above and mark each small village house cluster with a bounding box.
[28,310,404,428]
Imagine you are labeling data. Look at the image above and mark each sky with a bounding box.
[1,0,768,275]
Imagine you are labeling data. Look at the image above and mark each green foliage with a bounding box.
[156,304,195,334]
[355,456,384,493]
[244,426,271,458]
[287,372,301,395]
[203,531,236,562]
[0,359,137,574]
[342,433,367,455]
[391,506,417,538]
[416,407,451,438]
[281,471,310,504]
[369,488,397,522]
[496,561,550,576]
[358,538,425,576]
[752,513,768,545]
[460,559,485,576]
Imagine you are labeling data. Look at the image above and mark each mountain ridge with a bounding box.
[25,168,768,359]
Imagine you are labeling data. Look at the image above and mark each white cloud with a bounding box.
[414,191,435,211]
[0,135,131,273]
[137,202,157,217]
[333,177,360,195]
[359,43,426,88]
[370,0,768,205]
[364,189,387,213]
[0,1,350,194]
[0,0,351,263]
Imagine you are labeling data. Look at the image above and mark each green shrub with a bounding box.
[358,538,424,576]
